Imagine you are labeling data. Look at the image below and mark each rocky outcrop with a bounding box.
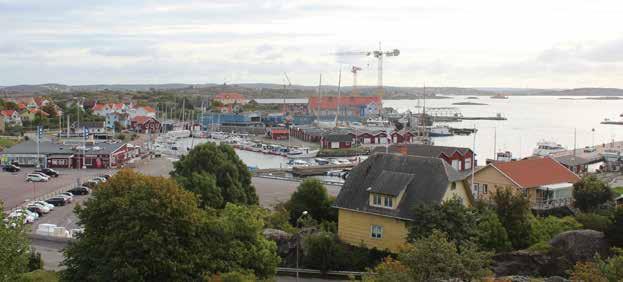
[548,229,609,274]
[491,251,551,276]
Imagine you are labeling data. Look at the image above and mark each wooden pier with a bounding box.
[292,164,354,176]
[551,141,623,165]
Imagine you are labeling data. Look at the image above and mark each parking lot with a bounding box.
[0,167,114,211]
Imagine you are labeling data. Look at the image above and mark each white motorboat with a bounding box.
[533,141,566,156]
[287,147,319,158]
[351,117,395,132]
[602,149,622,163]
[428,125,452,137]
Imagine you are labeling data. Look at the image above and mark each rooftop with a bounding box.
[372,143,472,157]
[2,141,125,155]
[491,157,581,188]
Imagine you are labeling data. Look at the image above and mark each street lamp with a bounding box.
[296,210,309,282]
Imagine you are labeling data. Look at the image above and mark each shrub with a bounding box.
[26,249,43,272]
[573,176,614,212]
[492,188,532,249]
[606,207,623,247]
[576,212,612,232]
[302,232,342,274]
[286,179,337,226]
[474,207,512,253]
[529,215,582,245]
[526,241,551,253]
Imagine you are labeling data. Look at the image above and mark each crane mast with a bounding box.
[351,66,362,96]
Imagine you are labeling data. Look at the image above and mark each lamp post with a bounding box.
[296,210,309,282]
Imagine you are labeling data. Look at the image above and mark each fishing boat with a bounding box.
[428,125,453,137]
[314,158,330,165]
[533,141,566,156]
[486,151,515,164]
[286,159,310,167]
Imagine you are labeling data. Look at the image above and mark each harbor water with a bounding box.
[385,96,623,163]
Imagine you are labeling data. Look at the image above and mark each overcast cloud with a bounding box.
[1,0,623,88]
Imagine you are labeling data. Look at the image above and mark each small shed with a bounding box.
[269,128,289,140]
[321,134,353,149]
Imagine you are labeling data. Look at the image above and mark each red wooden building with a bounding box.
[269,128,289,140]
[131,116,161,133]
[373,144,475,171]
[321,134,353,149]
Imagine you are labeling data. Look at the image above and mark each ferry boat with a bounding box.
[428,125,453,137]
[533,141,566,156]
[602,149,622,163]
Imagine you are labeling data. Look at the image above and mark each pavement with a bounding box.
[0,167,112,211]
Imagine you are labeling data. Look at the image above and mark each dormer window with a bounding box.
[367,170,415,210]
[384,196,393,207]
[370,193,395,208]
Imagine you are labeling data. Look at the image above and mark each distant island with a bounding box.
[452,102,488,106]
[585,96,623,100]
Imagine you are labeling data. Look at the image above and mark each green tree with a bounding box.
[176,172,224,210]
[171,143,258,209]
[570,261,608,282]
[61,170,211,281]
[492,187,532,249]
[407,197,476,246]
[40,104,57,118]
[302,232,342,274]
[573,176,614,212]
[606,207,623,247]
[202,204,280,278]
[576,212,613,232]
[286,179,337,226]
[399,230,492,281]
[362,257,411,282]
[3,101,18,110]
[529,215,582,246]
[0,202,30,281]
[474,207,512,253]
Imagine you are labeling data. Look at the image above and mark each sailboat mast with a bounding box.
[335,68,342,128]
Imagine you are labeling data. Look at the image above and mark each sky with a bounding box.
[2,0,623,88]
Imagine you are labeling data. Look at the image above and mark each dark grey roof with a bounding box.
[323,134,352,142]
[369,171,415,196]
[372,144,471,157]
[554,155,591,166]
[2,141,125,155]
[334,153,462,220]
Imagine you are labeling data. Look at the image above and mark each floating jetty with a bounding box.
[292,164,354,176]
[461,116,507,121]
[601,120,623,125]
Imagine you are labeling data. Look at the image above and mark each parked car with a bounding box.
[26,174,48,182]
[102,174,112,180]
[32,172,51,180]
[30,202,51,213]
[45,197,67,206]
[2,164,20,172]
[7,210,35,224]
[82,180,98,188]
[26,205,45,217]
[67,186,90,195]
[93,177,107,183]
[35,168,59,177]
[57,193,73,203]
[583,146,597,153]
[32,201,55,211]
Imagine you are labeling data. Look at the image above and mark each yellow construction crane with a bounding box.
[333,43,400,96]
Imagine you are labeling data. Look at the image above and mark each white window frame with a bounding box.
[372,194,382,206]
[331,142,340,149]
[383,196,393,208]
[452,159,461,170]
[371,225,383,239]
[464,158,472,170]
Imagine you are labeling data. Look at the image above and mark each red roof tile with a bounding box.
[308,96,382,110]
[92,103,106,111]
[492,157,580,188]
[215,92,246,101]
[1,110,16,117]
[141,106,156,113]
[131,115,156,124]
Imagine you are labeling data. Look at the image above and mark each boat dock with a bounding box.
[551,141,623,165]
[292,164,354,176]
[460,116,507,121]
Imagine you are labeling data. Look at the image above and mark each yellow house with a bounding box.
[471,157,580,209]
[334,153,473,253]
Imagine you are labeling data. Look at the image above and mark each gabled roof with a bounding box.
[215,92,246,100]
[323,134,353,142]
[92,103,106,111]
[131,115,158,124]
[334,153,463,220]
[369,171,415,196]
[372,144,472,158]
[140,106,156,113]
[1,110,17,117]
[491,157,580,188]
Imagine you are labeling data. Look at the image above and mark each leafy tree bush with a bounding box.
[26,249,43,272]
[570,248,623,281]
[286,179,336,226]
[262,203,296,233]
[398,230,492,281]
[606,207,623,247]
[408,197,476,246]
[203,204,280,278]
[362,257,411,282]
[302,232,342,274]
[529,215,582,245]
[492,188,532,249]
[0,202,29,281]
[206,271,256,282]
[573,176,614,212]
[62,170,211,281]
[473,207,512,252]
[171,143,258,209]
[576,212,613,232]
